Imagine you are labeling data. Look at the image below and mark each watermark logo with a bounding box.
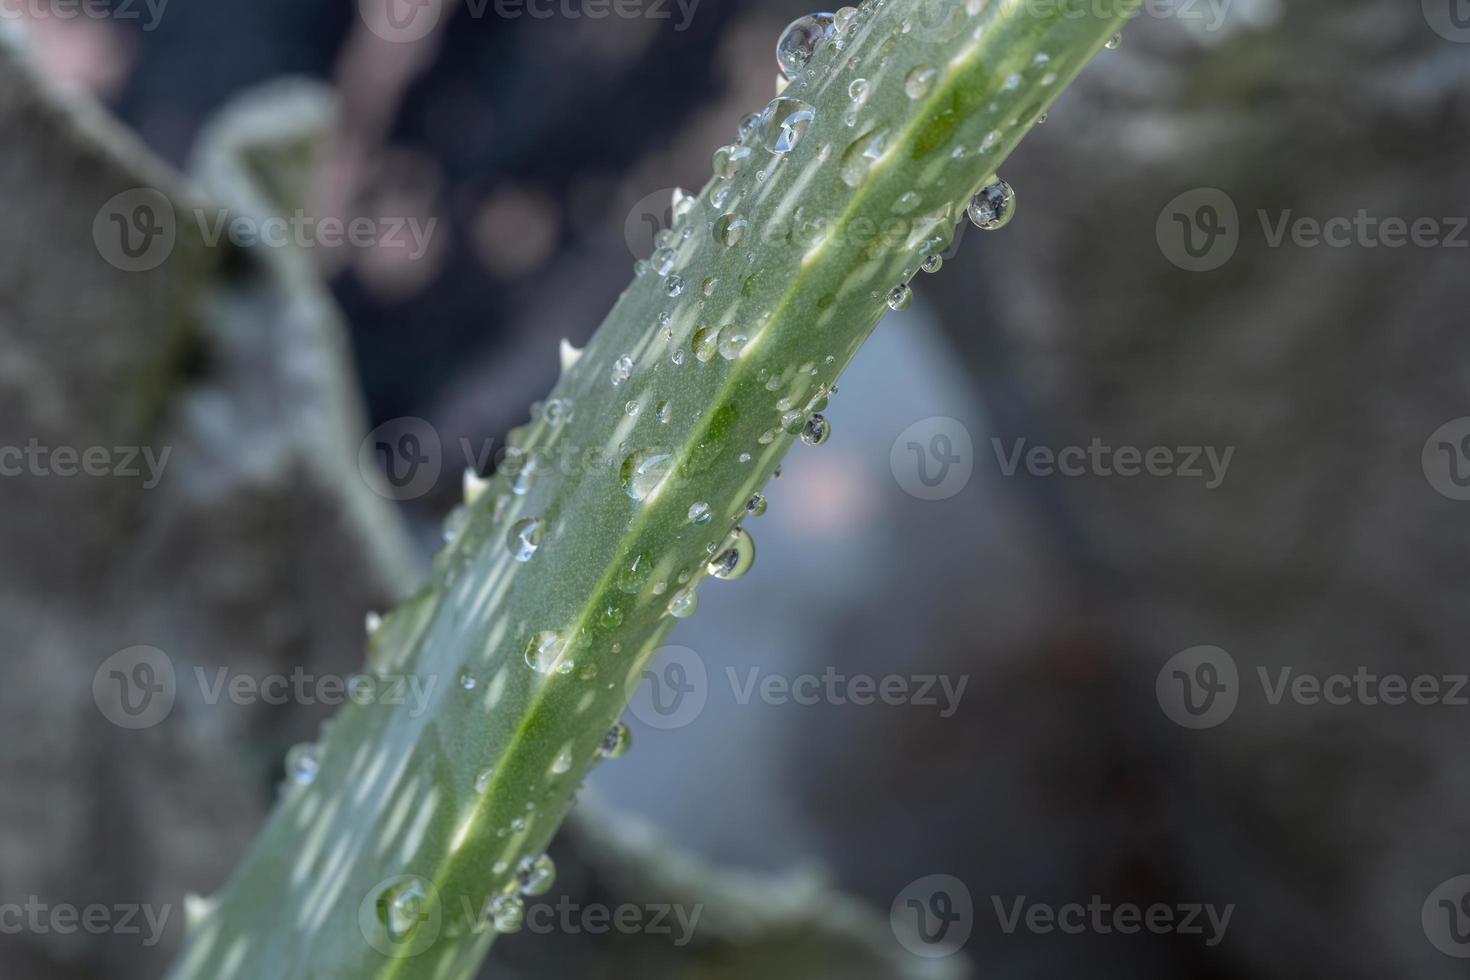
[1423,0,1470,43]
[992,437,1233,487]
[891,874,973,958]
[93,646,176,730]
[627,644,707,730]
[359,417,443,501]
[0,897,172,946]
[359,876,442,959]
[1425,876,1470,957]
[624,186,679,260]
[1156,645,1238,729]
[1157,188,1238,272]
[1423,418,1470,500]
[992,895,1232,945]
[94,188,176,273]
[891,417,974,501]
[359,0,444,42]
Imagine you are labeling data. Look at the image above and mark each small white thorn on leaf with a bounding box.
[463,468,490,504]
[776,74,790,95]
[559,338,583,371]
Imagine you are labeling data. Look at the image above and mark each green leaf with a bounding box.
[168,2,1135,977]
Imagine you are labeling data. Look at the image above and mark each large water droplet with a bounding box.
[707,527,757,581]
[904,65,938,99]
[1106,32,1122,49]
[967,178,1016,230]
[760,97,816,154]
[746,492,769,517]
[776,12,836,79]
[516,854,556,896]
[475,767,495,794]
[611,355,634,386]
[525,631,571,675]
[380,879,430,942]
[689,501,713,525]
[507,517,543,562]
[801,413,832,446]
[621,449,674,502]
[599,722,632,759]
[692,325,720,363]
[617,552,653,594]
[839,128,890,188]
[888,284,913,311]
[714,212,748,247]
[922,254,943,274]
[486,894,524,933]
[667,587,699,619]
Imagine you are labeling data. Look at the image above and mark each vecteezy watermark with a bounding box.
[1422,417,1470,501]
[93,188,437,273]
[1423,0,1470,44]
[0,439,170,487]
[358,0,699,44]
[991,895,1234,946]
[1424,876,1470,958]
[1158,187,1470,271]
[890,875,974,958]
[93,645,439,730]
[728,667,968,718]
[0,897,172,947]
[991,437,1234,488]
[0,0,168,31]
[359,417,444,501]
[358,876,701,959]
[891,417,975,501]
[1157,646,1470,729]
[625,646,968,730]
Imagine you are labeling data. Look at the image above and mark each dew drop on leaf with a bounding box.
[967,178,1016,230]
[507,517,543,562]
[776,12,836,79]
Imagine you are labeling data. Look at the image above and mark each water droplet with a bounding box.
[692,325,720,363]
[507,517,543,562]
[688,501,713,525]
[599,722,632,759]
[667,587,699,619]
[365,611,383,635]
[922,254,943,273]
[746,492,769,517]
[525,631,570,675]
[656,400,673,424]
[621,449,674,502]
[839,127,890,188]
[611,355,634,386]
[651,246,676,275]
[286,743,319,786]
[617,552,653,594]
[714,212,748,247]
[904,65,938,99]
[760,97,816,154]
[380,879,430,941]
[551,750,574,775]
[1106,32,1122,49]
[718,332,748,361]
[967,178,1016,230]
[712,143,750,179]
[487,894,524,933]
[708,527,756,581]
[738,111,762,140]
[664,274,684,297]
[776,12,836,79]
[541,399,572,427]
[888,284,913,311]
[801,413,832,446]
[459,670,478,691]
[475,768,494,794]
[671,187,695,218]
[848,77,870,106]
[516,854,556,896]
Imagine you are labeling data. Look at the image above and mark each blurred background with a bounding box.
[4,0,1470,977]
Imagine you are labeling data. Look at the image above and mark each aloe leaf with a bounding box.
[168,1,1135,977]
